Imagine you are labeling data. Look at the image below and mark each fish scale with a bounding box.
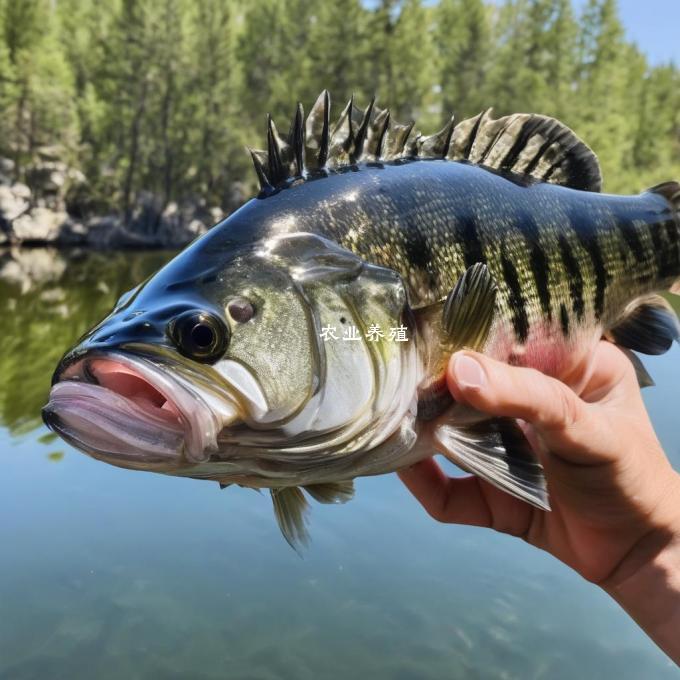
[43,91,680,549]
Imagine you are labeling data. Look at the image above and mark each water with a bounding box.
[0,248,678,680]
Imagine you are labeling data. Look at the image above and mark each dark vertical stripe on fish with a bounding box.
[559,303,570,336]
[558,234,584,321]
[664,219,680,276]
[456,215,485,269]
[518,212,551,320]
[500,250,529,343]
[403,223,433,269]
[648,222,672,278]
[574,229,609,319]
[618,218,646,263]
[402,222,436,285]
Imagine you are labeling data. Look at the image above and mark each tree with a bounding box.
[1,0,79,179]
[186,0,246,204]
[0,0,678,213]
[574,0,630,190]
[305,0,373,108]
[436,0,491,120]
[237,0,315,127]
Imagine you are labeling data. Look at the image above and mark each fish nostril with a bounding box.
[93,334,115,344]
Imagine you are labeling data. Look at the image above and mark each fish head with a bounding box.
[43,231,418,481]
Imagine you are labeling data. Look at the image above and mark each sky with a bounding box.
[575,0,679,65]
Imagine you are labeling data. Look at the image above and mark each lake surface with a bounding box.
[0,248,678,680]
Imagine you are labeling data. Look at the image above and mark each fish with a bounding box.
[43,91,680,549]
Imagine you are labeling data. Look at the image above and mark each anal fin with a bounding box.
[434,417,549,511]
[606,294,680,355]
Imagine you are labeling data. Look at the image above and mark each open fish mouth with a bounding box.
[42,352,236,466]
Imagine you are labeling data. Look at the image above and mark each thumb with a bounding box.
[447,351,613,465]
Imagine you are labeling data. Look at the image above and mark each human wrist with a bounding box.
[602,473,680,663]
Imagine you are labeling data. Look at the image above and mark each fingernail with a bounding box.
[452,354,486,389]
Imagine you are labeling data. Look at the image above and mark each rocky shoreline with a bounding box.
[0,154,242,249]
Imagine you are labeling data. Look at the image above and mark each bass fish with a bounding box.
[43,92,680,548]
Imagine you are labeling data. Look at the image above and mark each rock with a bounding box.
[0,154,233,247]
[85,215,156,248]
[12,208,69,242]
[209,207,225,225]
[11,183,31,200]
[0,184,30,221]
[0,158,14,185]
[56,219,89,245]
[0,248,67,292]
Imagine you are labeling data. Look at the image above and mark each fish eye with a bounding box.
[169,310,229,363]
[227,298,255,323]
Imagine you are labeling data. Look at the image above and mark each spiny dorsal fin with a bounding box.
[366,108,391,160]
[248,92,602,194]
[416,117,455,159]
[289,102,305,177]
[305,90,330,171]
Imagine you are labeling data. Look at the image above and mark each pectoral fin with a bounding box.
[606,294,680,355]
[271,487,310,551]
[417,264,498,421]
[435,418,549,510]
[442,262,498,351]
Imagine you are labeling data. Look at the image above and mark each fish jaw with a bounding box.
[42,352,239,470]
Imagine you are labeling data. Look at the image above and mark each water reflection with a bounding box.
[0,248,678,679]
[0,248,172,435]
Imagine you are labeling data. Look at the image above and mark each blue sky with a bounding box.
[575,0,678,64]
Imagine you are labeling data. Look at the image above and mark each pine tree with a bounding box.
[1,0,79,178]
[574,0,630,190]
[304,0,373,108]
[0,0,678,210]
[187,0,247,206]
[0,0,18,164]
[237,0,315,127]
[435,0,491,120]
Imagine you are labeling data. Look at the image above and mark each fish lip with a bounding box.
[47,348,225,465]
[41,403,180,467]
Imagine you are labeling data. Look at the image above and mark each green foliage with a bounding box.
[0,0,677,210]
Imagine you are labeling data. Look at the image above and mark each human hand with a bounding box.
[399,341,680,587]
[400,341,680,661]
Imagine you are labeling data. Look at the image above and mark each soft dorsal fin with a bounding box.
[445,110,602,192]
[248,91,602,194]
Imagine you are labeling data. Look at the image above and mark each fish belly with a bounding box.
[484,315,603,389]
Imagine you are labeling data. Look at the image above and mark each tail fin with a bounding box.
[647,182,680,295]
